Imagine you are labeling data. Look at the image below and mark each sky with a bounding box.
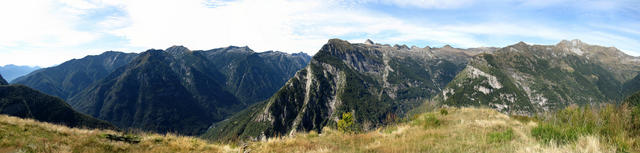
[0,0,639,67]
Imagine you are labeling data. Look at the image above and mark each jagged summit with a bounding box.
[557,39,585,46]
[515,41,528,46]
[166,45,190,52]
[218,45,254,53]
[292,52,310,57]
[364,39,374,45]
[394,44,410,50]
[164,45,191,58]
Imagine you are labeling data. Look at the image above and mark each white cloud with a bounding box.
[0,0,104,66]
[360,0,476,9]
[105,0,489,54]
[1,0,638,66]
[0,0,96,47]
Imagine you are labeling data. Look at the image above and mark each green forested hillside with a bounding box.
[68,46,310,135]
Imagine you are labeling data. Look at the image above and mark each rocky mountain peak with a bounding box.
[165,45,191,57]
[364,39,374,45]
[515,41,528,46]
[557,39,587,48]
[320,39,354,55]
[393,44,410,50]
[292,52,310,57]
[442,44,453,49]
[222,46,254,54]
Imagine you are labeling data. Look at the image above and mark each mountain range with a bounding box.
[11,46,310,135]
[203,39,497,141]
[438,40,640,114]
[203,39,640,141]
[12,51,139,100]
[3,38,639,142]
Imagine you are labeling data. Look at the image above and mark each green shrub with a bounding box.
[338,112,355,133]
[412,114,441,129]
[510,115,535,123]
[307,130,319,138]
[487,128,514,143]
[439,108,448,116]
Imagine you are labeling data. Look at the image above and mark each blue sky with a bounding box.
[0,0,639,67]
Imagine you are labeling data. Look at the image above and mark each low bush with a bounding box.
[338,112,356,133]
[412,113,441,129]
[531,124,579,144]
[439,108,449,115]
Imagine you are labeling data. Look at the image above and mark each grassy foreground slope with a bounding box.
[0,107,622,153]
[249,107,614,153]
[0,114,238,153]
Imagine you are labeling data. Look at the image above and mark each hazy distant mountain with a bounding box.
[68,46,310,135]
[0,64,40,82]
[12,51,138,100]
[203,39,479,141]
[0,74,114,129]
[438,40,640,114]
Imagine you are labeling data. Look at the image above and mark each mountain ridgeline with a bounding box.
[0,74,114,129]
[438,40,640,114]
[203,39,491,141]
[66,46,310,135]
[5,38,639,143]
[12,51,139,100]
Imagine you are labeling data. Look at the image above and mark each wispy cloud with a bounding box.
[0,0,638,66]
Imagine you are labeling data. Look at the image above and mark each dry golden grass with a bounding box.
[245,107,616,153]
[0,115,239,153]
[0,107,619,153]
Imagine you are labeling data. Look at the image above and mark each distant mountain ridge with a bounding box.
[0,64,40,82]
[12,51,139,100]
[67,46,310,135]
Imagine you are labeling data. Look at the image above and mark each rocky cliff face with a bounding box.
[12,51,138,100]
[439,40,640,114]
[203,39,473,141]
[68,46,310,135]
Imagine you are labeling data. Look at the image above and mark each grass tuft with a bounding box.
[487,128,514,143]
